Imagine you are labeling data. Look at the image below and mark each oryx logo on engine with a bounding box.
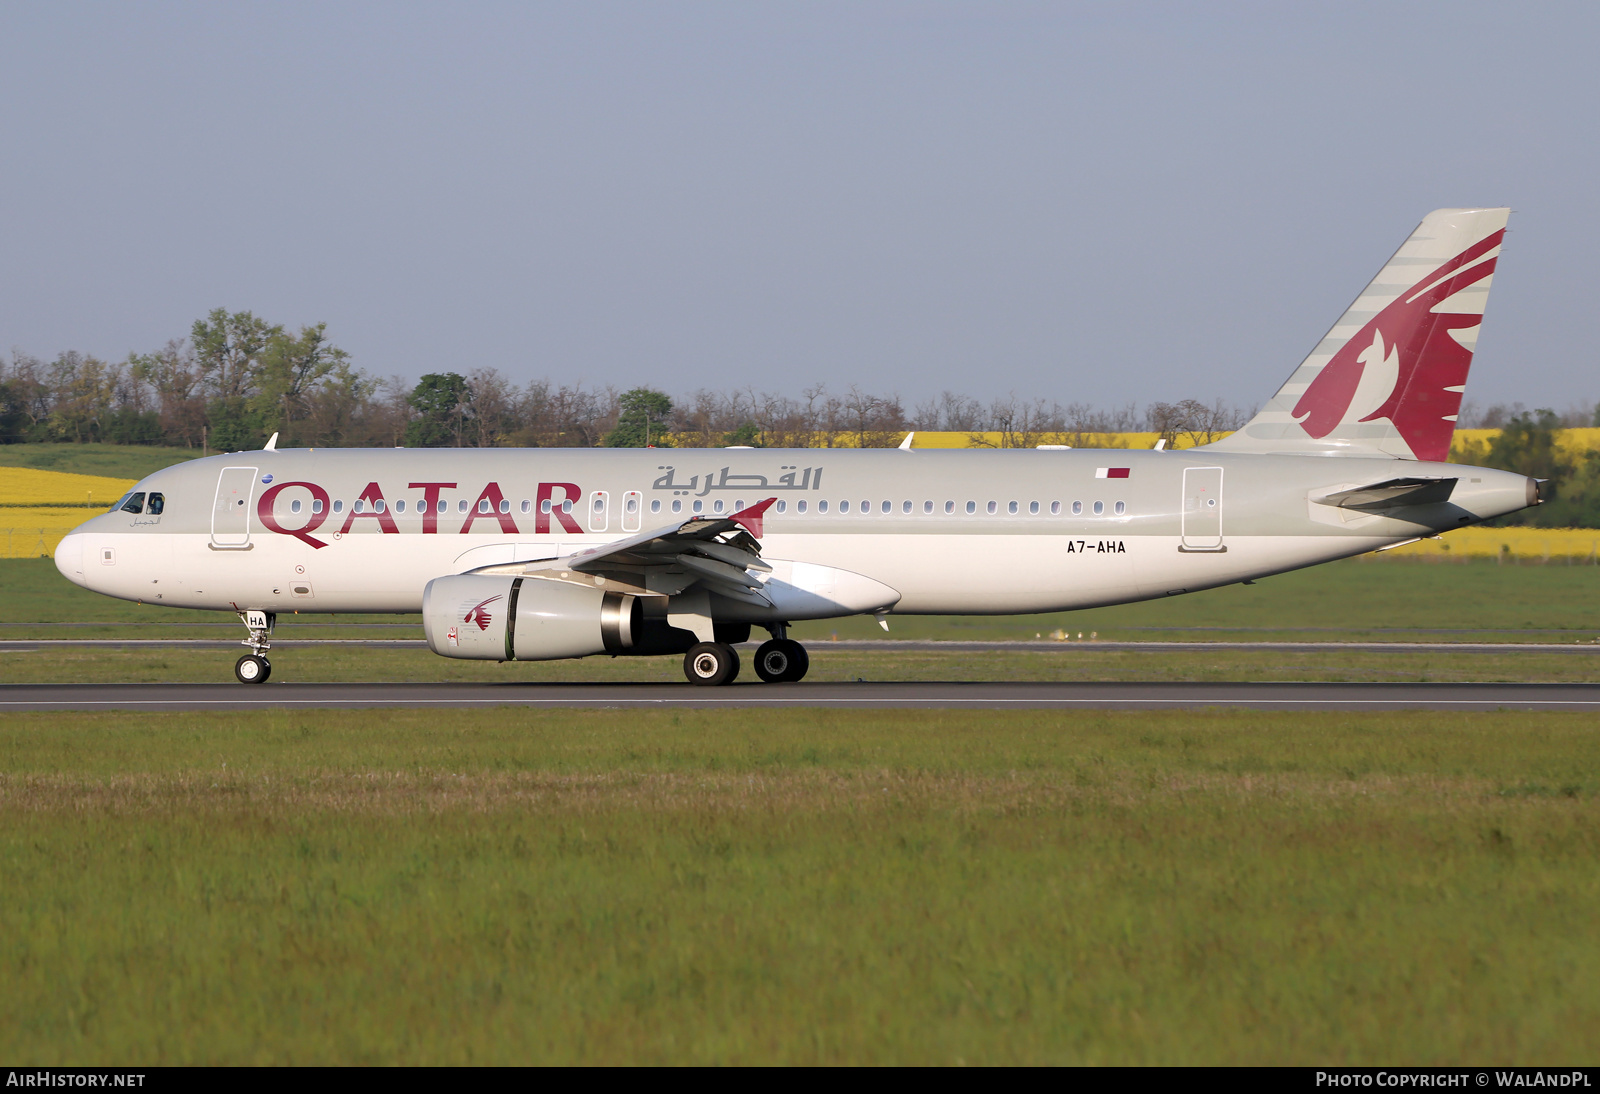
[463,595,502,631]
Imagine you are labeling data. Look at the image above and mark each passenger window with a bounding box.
[478,499,490,514]
[313,499,324,514]
[840,500,850,513]
[861,500,870,513]
[438,499,448,514]
[776,500,787,513]
[986,501,998,515]
[120,492,145,514]
[965,501,976,514]
[883,500,892,514]
[499,499,511,514]
[373,499,386,513]
[1072,501,1082,515]
[333,500,344,514]
[562,500,572,513]
[395,499,406,513]
[354,500,366,514]
[923,501,933,514]
[1007,501,1018,515]
[693,500,703,513]
[1050,501,1061,515]
[521,500,531,514]
[798,500,808,513]
[458,499,468,514]
[291,499,302,515]
[1093,501,1105,515]
[819,500,829,513]
[626,496,638,514]
[945,501,955,514]
[713,499,724,514]
[672,500,682,513]
[146,493,165,515]
[901,500,911,514]
[651,499,661,513]
[1029,501,1039,515]
[1115,501,1126,515]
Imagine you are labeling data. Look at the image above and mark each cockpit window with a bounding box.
[146,492,165,516]
[108,492,133,513]
[119,492,146,514]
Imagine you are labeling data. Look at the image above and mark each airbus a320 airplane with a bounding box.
[56,208,1537,685]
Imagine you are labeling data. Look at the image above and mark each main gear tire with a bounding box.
[684,642,740,686]
[754,639,808,683]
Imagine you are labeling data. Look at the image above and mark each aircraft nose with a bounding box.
[54,532,88,588]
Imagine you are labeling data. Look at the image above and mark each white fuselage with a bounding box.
[55,447,1535,622]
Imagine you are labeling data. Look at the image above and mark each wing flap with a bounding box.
[465,498,779,603]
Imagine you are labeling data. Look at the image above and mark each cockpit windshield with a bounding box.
[108,492,133,513]
[119,492,146,514]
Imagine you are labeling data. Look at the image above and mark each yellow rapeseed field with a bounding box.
[0,467,134,556]
[0,469,137,558]
[0,467,136,507]
[0,509,92,558]
[1382,526,1600,561]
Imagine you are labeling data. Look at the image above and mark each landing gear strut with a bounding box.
[235,609,274,684]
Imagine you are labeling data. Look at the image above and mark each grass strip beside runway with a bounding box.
[2,708,1596,1065]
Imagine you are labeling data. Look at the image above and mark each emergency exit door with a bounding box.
[1180,466,1224,551]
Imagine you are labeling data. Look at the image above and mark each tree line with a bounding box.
[0,309,1256,452]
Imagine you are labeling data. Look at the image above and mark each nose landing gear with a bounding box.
[235,609,274,684]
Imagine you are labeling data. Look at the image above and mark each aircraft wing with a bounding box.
[466,498,777,605]
[1315,477,1458,511]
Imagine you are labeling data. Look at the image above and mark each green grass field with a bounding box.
[0,444,202,481]
[6,554,1600,644]
[6,552,1600,1064]
[2,709,1596,1064]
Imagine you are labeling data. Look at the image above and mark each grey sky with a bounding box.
[3,1,1595,413]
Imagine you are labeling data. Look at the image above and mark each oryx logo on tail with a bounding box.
[1291,227,1504,461]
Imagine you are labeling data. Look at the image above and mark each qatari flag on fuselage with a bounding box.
[1095,467,1130,479]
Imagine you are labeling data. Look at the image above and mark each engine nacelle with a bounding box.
[423,574,639,661]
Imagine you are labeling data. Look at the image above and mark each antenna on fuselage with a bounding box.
[264,432,279,451]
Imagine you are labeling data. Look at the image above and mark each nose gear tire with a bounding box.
[234,655,271,684]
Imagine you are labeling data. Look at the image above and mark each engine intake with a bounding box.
[423,574,639,661]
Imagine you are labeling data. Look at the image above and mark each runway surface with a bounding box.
[4,639,1600,654]
[7,680,1600,711]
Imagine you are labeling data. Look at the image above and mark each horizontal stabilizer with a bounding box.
[1315,477,1457,511]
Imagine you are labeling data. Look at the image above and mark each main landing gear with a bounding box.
[234,609,274,685]
[682,625,810,686]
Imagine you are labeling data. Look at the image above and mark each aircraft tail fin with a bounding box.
[1207,207,1510,461]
